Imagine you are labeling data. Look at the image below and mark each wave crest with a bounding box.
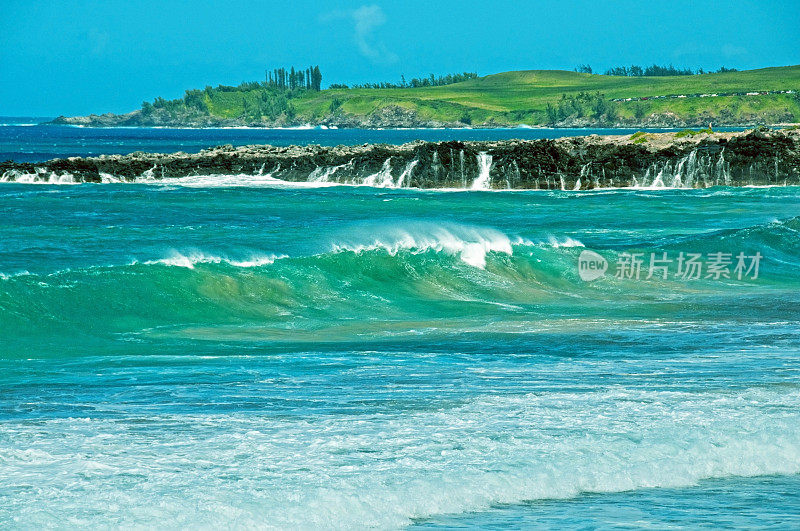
[143,250,286,269]
[330,223,516,268]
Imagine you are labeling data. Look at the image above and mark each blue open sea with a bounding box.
[1,122,799,528]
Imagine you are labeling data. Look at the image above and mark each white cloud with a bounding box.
[87,29,110,56]
[721,44,748,59]
[321,5,398,64]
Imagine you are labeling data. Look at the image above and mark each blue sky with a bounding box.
[1,0,798,116]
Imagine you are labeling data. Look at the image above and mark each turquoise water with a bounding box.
[1,178,800,527]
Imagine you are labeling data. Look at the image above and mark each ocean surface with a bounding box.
[1,124,799,528]
[0,118,747,163]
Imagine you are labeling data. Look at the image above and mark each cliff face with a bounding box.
[3,129,799,189]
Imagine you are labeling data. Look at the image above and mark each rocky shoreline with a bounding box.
[47,105,796,130]
[2,128,799,189]
[48,105,463,129]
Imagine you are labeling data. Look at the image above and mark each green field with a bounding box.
[139,66,800,127]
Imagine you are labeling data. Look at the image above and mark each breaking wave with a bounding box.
[0,224,579,342]
[328,223,518,268]
[142,251,286,269]
[2,215,798,346]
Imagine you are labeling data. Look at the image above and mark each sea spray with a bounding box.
[362,158,394,187]
[328,222,514,268]
[470,152,493,190]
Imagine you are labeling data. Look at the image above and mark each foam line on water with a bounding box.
[1,386,799,527]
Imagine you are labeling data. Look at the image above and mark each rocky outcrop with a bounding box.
[48,106,798,130]
[48,105,458,129]
[3,129,799,189]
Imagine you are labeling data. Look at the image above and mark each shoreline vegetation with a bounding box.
[48,65,800,129]
[4,128,799,189]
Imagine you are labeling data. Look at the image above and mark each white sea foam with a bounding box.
[144,251,285,269]
[0,169,77,184]
[2,386,798,528]
[546,236,585,248]
[0,270,32,280]
[143,173,342,188]
[330,223,514,268]
[326,225,586,268]
[99,173,122,183]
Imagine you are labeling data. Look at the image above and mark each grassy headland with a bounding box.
[52,66,800,128]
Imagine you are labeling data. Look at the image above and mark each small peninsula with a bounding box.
[50,65,800,129]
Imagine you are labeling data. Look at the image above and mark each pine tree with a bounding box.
[312,66,322,91]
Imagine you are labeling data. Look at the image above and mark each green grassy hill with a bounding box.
[61,66,800,127]
[299,66,800,125]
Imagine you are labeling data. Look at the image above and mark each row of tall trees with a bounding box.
[606,64,695,76]
[266,66,322,91]
[575,64,738,76]
[140,66,321,121]
[141,67,479,120]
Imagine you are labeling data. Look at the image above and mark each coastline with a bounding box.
[45,113,800,130]
[36,123,796,131]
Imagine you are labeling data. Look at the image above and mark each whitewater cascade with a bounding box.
[470,153,493,190]
[363,159,394,187]
[396,159,418,188]
[636,149,731,188]
[0,147,773,190]
[0,168,76,184]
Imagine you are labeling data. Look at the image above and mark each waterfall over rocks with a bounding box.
[470,153,493,190]
[637,149,732,188]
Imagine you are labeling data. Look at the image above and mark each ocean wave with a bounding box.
[0,224,577,279]
[657,215,800,256]
[0,228,579,341]
[2,216,797,343]
[328,226,587,268]
[329,223,518,269]
[142,250,286,269]
[0,270,32,280]
[546,236,585,248]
